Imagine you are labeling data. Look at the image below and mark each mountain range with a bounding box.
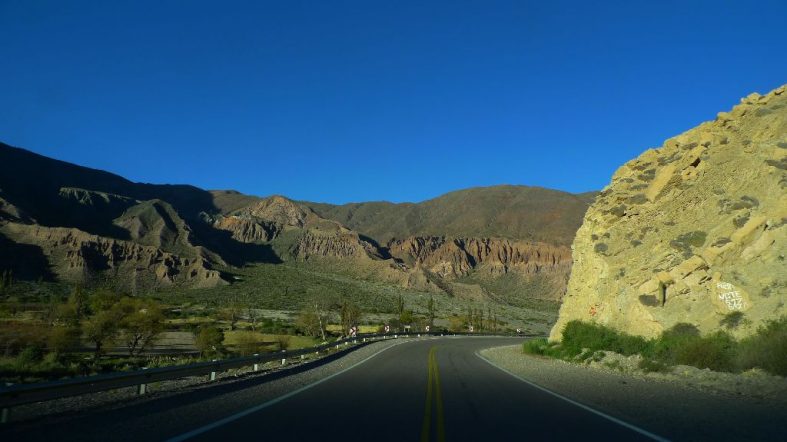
[0,142,595,306]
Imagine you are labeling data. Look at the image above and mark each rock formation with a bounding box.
[550,85,787,341]
[388,236,571,300]
[0,222,225,290]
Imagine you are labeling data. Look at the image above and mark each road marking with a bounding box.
[166,340,413,442]
[421,346,446,442]
[476,351,670,442]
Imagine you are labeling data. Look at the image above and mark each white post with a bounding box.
[281,358,286,366]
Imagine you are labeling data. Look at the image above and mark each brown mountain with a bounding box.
[303,185,596,246]
[0,142,594,304]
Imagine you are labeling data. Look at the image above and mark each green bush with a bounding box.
[544,319,787,377]
[736,317,787,376]
[561,321,649,357]
[523,338,549,356]
[672,331,736,372]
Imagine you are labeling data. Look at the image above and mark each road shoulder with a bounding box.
[480,345,787,442]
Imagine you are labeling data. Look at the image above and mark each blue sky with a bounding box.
[1,1,785,204]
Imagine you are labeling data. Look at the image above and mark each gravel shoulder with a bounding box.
[480,344,787,442]
[3,338,411,441]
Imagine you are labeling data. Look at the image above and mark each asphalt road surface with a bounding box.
[6,337,665,441]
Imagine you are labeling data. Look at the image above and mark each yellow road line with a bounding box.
[421,346,445,442]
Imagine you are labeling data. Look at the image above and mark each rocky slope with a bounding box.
[388,236,571,300]
[0,222,224,290]
[550,85,787,341]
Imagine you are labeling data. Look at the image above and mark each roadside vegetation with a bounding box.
[1,277,520,384]
[523,318,787,377]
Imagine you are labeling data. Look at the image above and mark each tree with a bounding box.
[195,326,224,357]
[246,307,261,331]
[48,326,82,357]
[396,294,405,317]
[298,297,331,341]
[427,296,436,328]
[119,298,164,356]
[82,310,120,359]
[274,334,291,351]
[339,300,361,336]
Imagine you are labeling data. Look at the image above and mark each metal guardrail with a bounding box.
[0,331,531,422]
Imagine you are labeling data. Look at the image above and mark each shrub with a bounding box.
[195,326,225,357]
[736,317,787,376]
[523,338,549,356]
[720,311,745,329]
[672,331,736,372]
[16,344,45,367]
[560,321,649,357]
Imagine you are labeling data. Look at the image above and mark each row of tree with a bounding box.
[46,287,165,358]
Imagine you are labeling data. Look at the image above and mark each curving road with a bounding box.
[171,337,656,441]
[6,337,663,441]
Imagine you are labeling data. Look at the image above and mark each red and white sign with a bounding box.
[349,326,357,337]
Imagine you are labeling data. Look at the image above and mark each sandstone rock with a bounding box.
[550,84,787,341]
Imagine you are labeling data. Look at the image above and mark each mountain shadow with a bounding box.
[0,233,56,282]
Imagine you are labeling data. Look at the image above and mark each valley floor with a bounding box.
[481,345,787,441]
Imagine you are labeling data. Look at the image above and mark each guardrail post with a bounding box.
[137,367,149,395]
[1,407,9,424]
[335,344,339,350]
[281,358,286,366]
[301,354,305,360]
[210,360,217,381]
[362,338,366,342]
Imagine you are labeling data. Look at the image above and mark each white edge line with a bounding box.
[166,339,413,442]
[475,350,671,442]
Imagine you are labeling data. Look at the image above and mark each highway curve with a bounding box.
[5,337,662,441]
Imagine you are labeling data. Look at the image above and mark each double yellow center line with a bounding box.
[421,346,445,442]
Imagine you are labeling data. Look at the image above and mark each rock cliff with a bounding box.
[550,85,787,341]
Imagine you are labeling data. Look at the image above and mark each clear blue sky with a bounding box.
[1,1,785,204]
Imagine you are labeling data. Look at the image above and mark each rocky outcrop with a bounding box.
[291,230,382,260]
[0,222,226,289]
[389,236,571,278]
[204,195,337,244]
[388,236,572,299]
[550,85,787,341]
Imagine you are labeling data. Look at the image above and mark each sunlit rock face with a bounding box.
[550,85,787,341]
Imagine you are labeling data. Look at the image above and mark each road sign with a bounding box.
[349,326,357,337]
[384,325,390,333]
[425,325,430,332]
[516,328,522,334]
[469,325,474,333]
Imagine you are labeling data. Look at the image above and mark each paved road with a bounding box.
[6,337,662,441]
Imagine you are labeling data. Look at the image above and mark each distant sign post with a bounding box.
[425,325,430,332]
[469,325,474,333]
[384,325,390,333]
[516,328,522,334]
[349,326,357,338]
